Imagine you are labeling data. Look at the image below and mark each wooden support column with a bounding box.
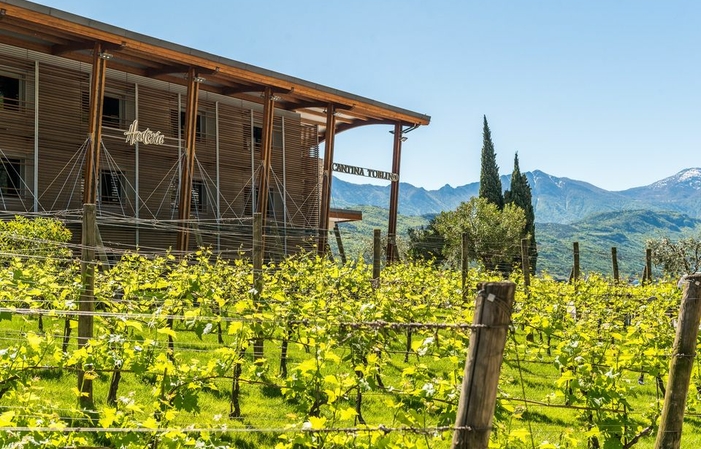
[386,123,403,263]
[255,86,276,253]
[318,104,336,255]
[78,42,107,411]
[82,42,108,204]
[175,68,201,253]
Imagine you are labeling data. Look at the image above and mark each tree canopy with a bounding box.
[504,152,537,273]
[647,234,701,279]
[433,197,525,272]
[406,217,445,263]
[478,116,504,210]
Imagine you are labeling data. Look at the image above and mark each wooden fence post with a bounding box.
[611,247,619,282]
[78,203,96,409]
[655,273,701,449]
[253,212,264,360]
[569,242,580,283]
[462,233,469,303]
[372,229,381,288]
[452,281,516,449]
[521,238,530,290]
[333,223,347,265]
[645,248,653,284]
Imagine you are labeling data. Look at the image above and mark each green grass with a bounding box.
[3,313,701,448]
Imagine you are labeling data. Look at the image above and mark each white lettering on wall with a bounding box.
[124,120,165,146]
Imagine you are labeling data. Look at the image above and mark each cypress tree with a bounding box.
[504,152,538,273]
[478,115,504,210]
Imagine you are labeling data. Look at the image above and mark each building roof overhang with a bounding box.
[0,0,430,139]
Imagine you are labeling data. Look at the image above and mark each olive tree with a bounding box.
[646,234,701,278]
[434,197,526,272]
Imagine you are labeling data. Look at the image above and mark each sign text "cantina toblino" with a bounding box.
[332,162,398,182]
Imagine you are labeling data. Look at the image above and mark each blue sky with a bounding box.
[37,0,700,191]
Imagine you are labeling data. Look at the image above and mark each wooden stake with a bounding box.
[462,233,469,303]
[253,212,264,359]
[611,247,619,282]
[452,281,515,449]
[78,203,96,409]
[654,273,701,449]
[571,242,580,283]
[333,223,347,265]
[372,229,381,288]
[521,238,530,289]
[646,248,653,284]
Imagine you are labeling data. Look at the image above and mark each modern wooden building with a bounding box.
[0,0,430,260]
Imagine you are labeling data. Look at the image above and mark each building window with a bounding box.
[191,180,206,212]
[243,185,283,219]
[81,93,125,127]
[252,126,283,148]
[171,110,203,140]
[0,158,21,197]
[170,180,207,212]
[0,75,22,111]
[102,95,122,127]
[100,170,123,204]
[253,126,262,145]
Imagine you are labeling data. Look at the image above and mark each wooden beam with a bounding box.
[220,84,263,96]
[318,103,336,255]
[52,40,123,56]
[386,123,403,263]
[255,86,276,243]
[83,41,107,205]
[318,119,401,143]
[0,33,51,53]
[289,100,353,111]
[0,19,71,45]
[221,85,292,97]
[175,68,200,253]
[145,64,189,78]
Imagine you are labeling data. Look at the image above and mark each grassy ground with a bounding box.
[2,314,701,448]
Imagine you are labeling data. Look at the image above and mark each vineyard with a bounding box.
[0,218,699,448]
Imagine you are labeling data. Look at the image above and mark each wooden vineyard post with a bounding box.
[452,281,516,449]
[570,242,580,283]
[333,223,347,264]
[372,229,381,288]
[462,233,469,303]
[78,203,96,410]
[645,248,653,284]
[520,238,530,290]
[655,273,701,449]
[611,247,619,282]
[253,212,264,360]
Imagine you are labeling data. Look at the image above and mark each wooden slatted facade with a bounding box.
[0,0,430,260]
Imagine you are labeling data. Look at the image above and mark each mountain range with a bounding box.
[331,168,701,278]
[331,168,701,224]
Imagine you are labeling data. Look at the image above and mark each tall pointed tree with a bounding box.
[504,152,538,273]
[479,115,504,210]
